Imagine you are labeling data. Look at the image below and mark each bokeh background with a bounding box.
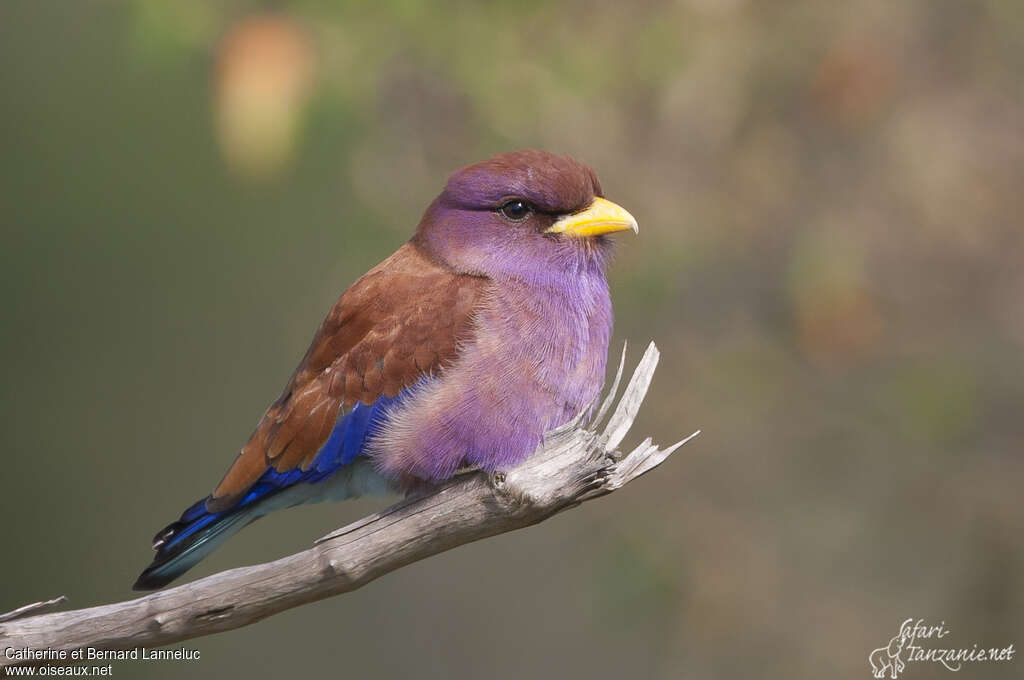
[2,1,1022,678]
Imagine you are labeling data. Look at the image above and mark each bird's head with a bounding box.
[414,150,637,283]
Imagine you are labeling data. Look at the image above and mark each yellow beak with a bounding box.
[545,197,639,238]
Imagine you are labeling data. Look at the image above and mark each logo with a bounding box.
[869,619,1015,678]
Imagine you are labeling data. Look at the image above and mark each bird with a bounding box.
[133,149,638,590]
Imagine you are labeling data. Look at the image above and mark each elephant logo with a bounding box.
[869,632,907,679]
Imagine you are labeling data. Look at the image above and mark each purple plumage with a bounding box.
[373,153,618,480]
[134,149,637,590]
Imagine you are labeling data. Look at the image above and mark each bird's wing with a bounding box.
[207,242,485,512]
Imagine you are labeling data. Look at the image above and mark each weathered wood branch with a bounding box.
[0,341,697,664]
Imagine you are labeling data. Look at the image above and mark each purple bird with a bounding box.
[134,149,638,590]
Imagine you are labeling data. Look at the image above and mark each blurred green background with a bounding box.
[2,1,1022,678]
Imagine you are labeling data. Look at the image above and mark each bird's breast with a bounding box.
[369,269,613,483]
[476,275,612,417]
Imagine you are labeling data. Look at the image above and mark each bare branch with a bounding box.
[0,341,696,665]
[0,597,68,624]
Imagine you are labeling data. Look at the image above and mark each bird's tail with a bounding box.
[134,475,324,591]
[133,458,393,590]
[132,493,267,591]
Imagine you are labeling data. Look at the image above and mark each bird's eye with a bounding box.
[498,199,532,222]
